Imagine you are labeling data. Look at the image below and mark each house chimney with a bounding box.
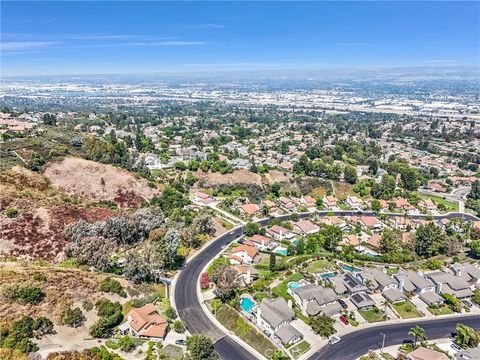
[398,277,404,292]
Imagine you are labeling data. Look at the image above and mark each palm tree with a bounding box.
[408,325,427,348]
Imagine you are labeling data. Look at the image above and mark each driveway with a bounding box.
[291,319,318,345]
[410,295,433,318]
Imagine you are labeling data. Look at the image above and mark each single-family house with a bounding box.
[408,346,449,360]
[418,199,438,212]
[290,284,340,316]
[123,304,168,339]
[194,191,215,205]
[350,292,376,310]
[228,245,258,265]
[256,298,302,346]
[323,195,338,210]
[267,225,294,241]
[450,263,480,286]
[279,196,296,212]
[239,203,260,217]
[358,268,397,292]
[426,271,473,299]
[293,220,320,235]
[245,234,275,251]
[301,195,316,210]
[346,195,363,210]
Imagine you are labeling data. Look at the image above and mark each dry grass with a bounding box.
[0,349,30,360]
[0,262,115,327]
[196,169,290,188]
[44,157,161,208]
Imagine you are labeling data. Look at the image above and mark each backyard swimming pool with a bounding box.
[288,282,301,290]
[288,279,308,290]
[320,272,336,279]
[342,265,361,272]
[240,297,256,313]
[274,246,288,256]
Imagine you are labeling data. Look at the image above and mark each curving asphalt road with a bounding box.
[174,211,479,360]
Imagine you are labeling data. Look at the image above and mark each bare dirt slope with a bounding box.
[197,169,290,187]
[44,157,160,208]
[0,166,114,260]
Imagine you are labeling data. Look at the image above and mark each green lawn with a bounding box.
[381,353,396,360]
[158,344,183,360]
[253,292,271,301]
[215,304,278,356]
[215,217,234,230]
[306,259,332,273]
[359,307,386,323]
[386,267,399,276]
[289,340,311,359]
[427,305,454,316]
[105,340,120,350]
[272,273,304,300]
[417,193,459,212]
[392,301,423,319]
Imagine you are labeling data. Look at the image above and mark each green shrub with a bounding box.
[1,284,44,305]
[5,208,18,218]
[32,273,47,282]
[99,278,126,297]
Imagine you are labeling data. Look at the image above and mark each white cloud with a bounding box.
[418,59,458,63]
[0,41,55,51]
[194,24,225,29]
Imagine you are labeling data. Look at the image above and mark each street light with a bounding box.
[380,332,386,353]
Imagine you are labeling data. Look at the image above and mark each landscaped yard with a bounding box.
[392,301,423,319]
[158,344,183,360]
[359,307,386,323]
[272,273,304,300]
[306,259,333,273]
[289,340,311,359]
[215,304,277,356]
[427,305,454,316]
[253,292,271,301]
[386,267,399,276]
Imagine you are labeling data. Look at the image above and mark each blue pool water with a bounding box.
[240,297,255,313]
[342,265,361,272]
[321,272,336,279]
[288,282,301,290]
[275,249,288,256]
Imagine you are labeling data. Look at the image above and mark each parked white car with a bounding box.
[329,336,341,346]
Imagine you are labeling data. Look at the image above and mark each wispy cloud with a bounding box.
[418,59,458,63]
[194,24,224,29]
[1,41,56,51]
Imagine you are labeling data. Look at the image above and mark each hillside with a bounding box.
[43,157,161,208]
[0,166,114,260]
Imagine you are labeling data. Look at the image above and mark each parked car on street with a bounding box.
[451,343,463,352]
[329,336,341,346]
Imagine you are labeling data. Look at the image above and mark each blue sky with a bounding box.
[1,1,479,76]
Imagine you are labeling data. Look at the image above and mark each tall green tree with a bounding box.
[454,324,480,348]
[269,252,276,272]
[185,335,218,360]
[414,223,444,258]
